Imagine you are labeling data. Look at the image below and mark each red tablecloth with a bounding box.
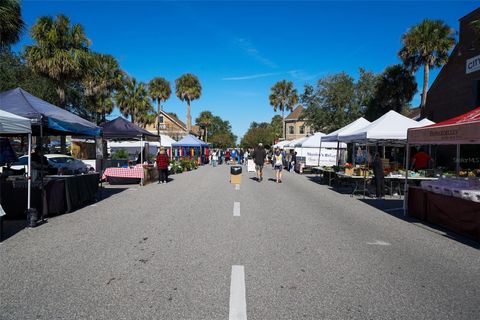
[102,165,144,180]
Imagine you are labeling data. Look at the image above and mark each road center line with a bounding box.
[229,265,247,320]
[233,202,240,216]
[235,184,240,190]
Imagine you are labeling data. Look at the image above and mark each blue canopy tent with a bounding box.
[171,135,209,164]
[0,87,101,137]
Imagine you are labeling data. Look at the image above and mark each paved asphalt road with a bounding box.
[1,164,479,320]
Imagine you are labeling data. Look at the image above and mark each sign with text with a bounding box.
[466,54,480,74]
[305,148,338,166]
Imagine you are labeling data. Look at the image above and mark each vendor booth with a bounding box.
[272,140,291,149]
[172,135,209,165]
[406,107,480,242]
[101,117,159,185]
[0,88,101,221]
[0,110,32,238]
[322,111,428,196]
[301,132,347,167]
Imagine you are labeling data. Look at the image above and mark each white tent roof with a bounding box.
[321,117,371,142]
[272,140,291,149]
[109,134,176,148]
[340,110,426,143]
[418,118,435,126]
[286,136,309,148]
[0,109,31,134]
[301,132,346,148]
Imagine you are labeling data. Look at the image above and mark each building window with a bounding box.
[158,116,164,124]
[289,126,294,134]
[299,126,305,134]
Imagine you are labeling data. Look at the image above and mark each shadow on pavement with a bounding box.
[359,198,480,249]
[1,219,26,242]
[98,186,128,200]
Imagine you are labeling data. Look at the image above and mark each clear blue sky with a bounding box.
[14,1,479,139]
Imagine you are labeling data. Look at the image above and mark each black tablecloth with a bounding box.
[0,173,99,218]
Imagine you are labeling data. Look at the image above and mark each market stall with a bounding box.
[101,117,159,185]
[406,107,480,242]
[272,140,291,149]
[334,111,429,197]
[0,88,101,221]
[301,132,347,167]
[0,110,32,238]
[172,135,209,165]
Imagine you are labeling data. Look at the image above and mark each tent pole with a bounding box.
[456,144,460,175]
[336,141,340,166]
[317,134,322,168]
[404,144,410,216]
[140,136,144,186]
[364,139,367,199]
[27,133,32,209]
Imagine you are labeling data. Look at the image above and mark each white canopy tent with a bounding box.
[339,110,426,143]
[322,117,371,143]
[301,132,346,149]
[0,110,33,215]
[109,135,177,159]
[417,118,435,126]
[299,132,347,166]
[272,140,291,149]
[285,137,309,148]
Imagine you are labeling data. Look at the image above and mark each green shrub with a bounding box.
[112,149,129,160]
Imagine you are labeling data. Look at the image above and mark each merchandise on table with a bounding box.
[420,177,480,202]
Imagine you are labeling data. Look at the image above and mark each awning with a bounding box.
[172,134,208,147]
[408,106,480,145]
[101,117,157,140]
[0,87,101,136]
[0,109,32,135]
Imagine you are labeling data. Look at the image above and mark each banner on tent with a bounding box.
[305,148,338,166]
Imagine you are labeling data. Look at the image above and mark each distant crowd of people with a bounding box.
[207,144,298,184]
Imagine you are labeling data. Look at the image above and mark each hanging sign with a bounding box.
[466,54,480,74]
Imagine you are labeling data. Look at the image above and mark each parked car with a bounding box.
[10,154,91,174]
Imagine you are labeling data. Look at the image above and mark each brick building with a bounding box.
[143,110,201,141]
[284,105,313,140]
[423,8,480,121]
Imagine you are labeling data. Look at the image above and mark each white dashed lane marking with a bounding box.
[367,240,391,246]
[229,265,247,320]
[233,202,240,217]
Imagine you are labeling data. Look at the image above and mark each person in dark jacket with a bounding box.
[252,143,267,182]
[156,148,169,184]
[372,152,385,198]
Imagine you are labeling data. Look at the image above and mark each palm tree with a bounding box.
[115,77,154,125]
[0,0,24,48]
[269,80,299,139]
[175,73,202,133]
[398,19,456,109]
[148,77,171,137]
[25,14,91,107]
[196,111,214,142]
[83,53,122,124]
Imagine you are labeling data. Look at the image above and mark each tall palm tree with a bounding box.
[24,14,91,107]
[269,80,298,139]
[175,73,202,133]
[115,77,154,125]
[83,53,122,124]
[398,19,456,109]
[0,0,24,48]
[196,111,214,142]
[148,77,171,137]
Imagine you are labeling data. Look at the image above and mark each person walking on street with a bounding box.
[372,152,385,198]
[156,148,169,184]
[252,143,266,182]
[290,151,297,173]
[273,148,284,183]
